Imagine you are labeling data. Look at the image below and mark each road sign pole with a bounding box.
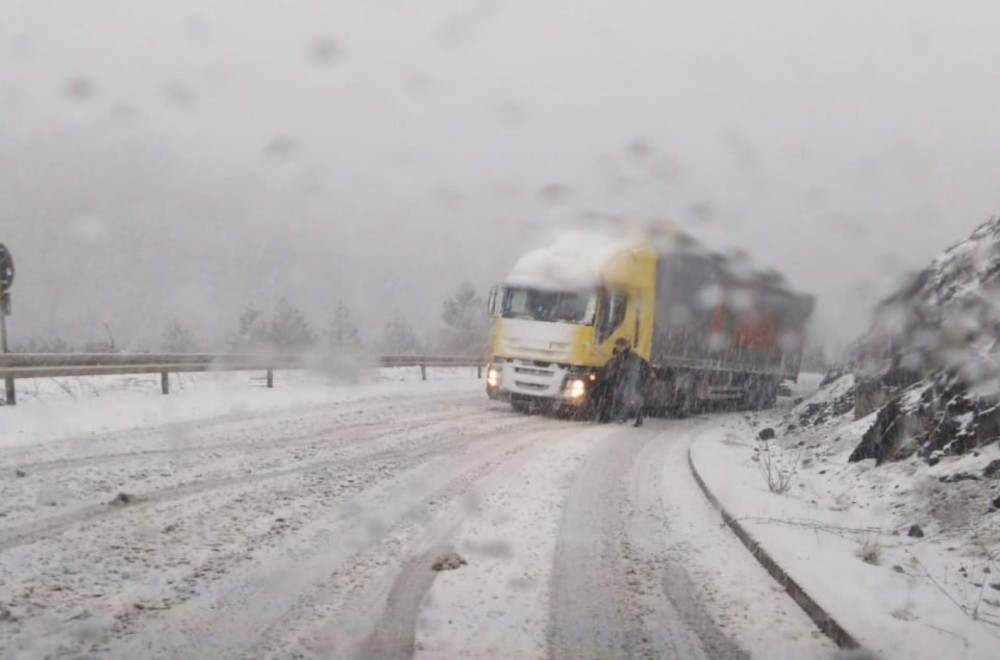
[1,311,14,406]
[0,243,15,405]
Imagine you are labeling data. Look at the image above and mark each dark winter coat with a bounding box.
[615,348,648,408]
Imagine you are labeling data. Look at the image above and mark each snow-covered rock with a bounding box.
[857,216,1000,383]
[839,217,1000,464]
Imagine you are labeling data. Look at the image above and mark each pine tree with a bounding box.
[269,298,317,351]
[326,302,362,351]
[441,282,490,356]
[381,313,421,355]
[162,320,197,353]
[227,305,271,351]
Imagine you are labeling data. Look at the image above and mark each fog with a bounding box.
[2,0,998,353]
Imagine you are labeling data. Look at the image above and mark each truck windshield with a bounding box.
[500,287,596,324]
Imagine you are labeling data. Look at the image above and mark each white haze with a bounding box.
[1,0,998,353]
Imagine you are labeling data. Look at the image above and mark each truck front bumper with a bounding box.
[486,359,596,407]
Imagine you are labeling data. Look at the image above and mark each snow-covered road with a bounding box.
[0,375,833,659]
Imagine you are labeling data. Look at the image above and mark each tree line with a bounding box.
[13,282,492,357]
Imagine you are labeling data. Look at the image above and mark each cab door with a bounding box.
[596,288,629,348]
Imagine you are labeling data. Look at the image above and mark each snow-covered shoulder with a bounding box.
[0,367,482,452]
[690,390,1000,660]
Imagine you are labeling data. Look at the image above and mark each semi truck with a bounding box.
[485,227,814,417]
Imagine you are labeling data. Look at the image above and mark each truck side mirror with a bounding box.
[487,285,500,317]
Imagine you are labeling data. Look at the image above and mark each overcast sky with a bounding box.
[1,0,998,352]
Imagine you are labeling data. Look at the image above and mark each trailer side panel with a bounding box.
[651,251,813,378]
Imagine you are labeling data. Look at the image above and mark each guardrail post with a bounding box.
[477,364,482,379]
[267,369,274,388]
[161,372,169,395]
[420,365,427,381]
[4,378,15,405]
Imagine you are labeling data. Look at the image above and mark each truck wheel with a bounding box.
[670,389,693,419]
[763,385,778,409]
[764,384,778,409]
[747,380,777,410]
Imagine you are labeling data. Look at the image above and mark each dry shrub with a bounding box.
[858,535,882,565]
[755,447,798,494]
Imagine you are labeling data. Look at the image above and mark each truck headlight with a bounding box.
[487,367,500,388]
[567,378,586,399]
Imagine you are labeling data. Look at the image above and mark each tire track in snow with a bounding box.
[0,408,526,553]
[106,420,557,659]
[624,425,749,660]
[548,425,750,660]
[244,422,568,659]
[623,416,831,659]
[412,423,613,660]
[355,544,455,660]
[547,432,651,659]
[0,395,487,473]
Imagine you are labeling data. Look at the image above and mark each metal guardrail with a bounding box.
[0,353,486,405]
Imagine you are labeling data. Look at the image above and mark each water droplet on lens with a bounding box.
[263,137,296,163]
[310,39,342,67]
[64,76,96,102]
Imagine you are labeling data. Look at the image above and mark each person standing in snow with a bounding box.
[611,337,649,427]
[594,342,623,422]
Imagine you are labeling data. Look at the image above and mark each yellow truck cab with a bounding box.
[485,232,657,415]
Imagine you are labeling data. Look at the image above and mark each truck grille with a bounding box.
[514,381,548,391]
[514,366,553,377]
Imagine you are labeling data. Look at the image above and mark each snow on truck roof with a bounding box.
[504,230,653,290]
